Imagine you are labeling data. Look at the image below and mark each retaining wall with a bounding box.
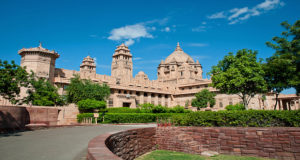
[0,105,59,132]
[88,127,300,160]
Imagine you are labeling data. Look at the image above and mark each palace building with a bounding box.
[11,42,300,110]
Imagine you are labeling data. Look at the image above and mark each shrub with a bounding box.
[168,105,191,113]
[172,110,300,127]
[225,104,245,111]
[106,107,141,113]
[77,99,106,112]
[152,105,168,113]
[77,113,94,122]
[138,103,155,113]
[103,113,178,123]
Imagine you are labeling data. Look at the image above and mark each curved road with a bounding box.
[0,124,156,160]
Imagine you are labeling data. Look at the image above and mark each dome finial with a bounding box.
[39,41,42,48]
[175,42,182,51]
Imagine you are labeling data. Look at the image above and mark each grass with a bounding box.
[135,150,273,160]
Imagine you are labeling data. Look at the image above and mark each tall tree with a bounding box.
[24,77,65,106]
[266,20,300,94]
[65,75,110,104]
[209,49,267,110]
[262,55,295,109]
[191,89,216,109]
[0,60,29,104]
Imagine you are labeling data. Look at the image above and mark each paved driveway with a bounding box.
[0,124,156,160]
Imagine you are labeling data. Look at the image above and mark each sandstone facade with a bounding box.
[3,43,298,110]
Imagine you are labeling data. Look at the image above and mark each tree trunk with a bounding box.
[242,96,248,110]
[274,93,279,110]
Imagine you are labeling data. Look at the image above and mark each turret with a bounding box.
[111,43,133,82]
[80,55,96,78]
[18,42,59,82]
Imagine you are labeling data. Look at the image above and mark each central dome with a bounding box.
[164,43,194,63]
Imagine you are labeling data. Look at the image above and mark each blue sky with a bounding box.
[0,0,299,94]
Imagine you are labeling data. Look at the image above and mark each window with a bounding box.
[108,99,113,108]
[144,92,147,97]
[219,102,223,108]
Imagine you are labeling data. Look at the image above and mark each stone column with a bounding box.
[148,93,151,104]
[161,95,165,107]
[140,92,144,105]
[167,96,171,107]
[279,100,283,110]
[298,98,300,110]
[155,94,158,105]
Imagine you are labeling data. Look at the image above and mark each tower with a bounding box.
[111,43,133,82]
[18,42,59,82]
[80,55,96,78]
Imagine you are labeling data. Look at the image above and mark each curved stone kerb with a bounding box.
[87,133,121,160]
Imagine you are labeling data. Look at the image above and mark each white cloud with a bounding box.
[162,27,171,32]
[125,39,135,46]
[108,24,153,41]
[228,7,249,20]
[187,43,208,47]
[207,11,226,19]
[207,0,284,25]
[108,17,171,46]
[133,57,142,60]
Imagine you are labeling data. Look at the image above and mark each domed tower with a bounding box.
[80,55,96,78]
[111,43,133,81]
[18,42,59,82]
[157,42,203,83]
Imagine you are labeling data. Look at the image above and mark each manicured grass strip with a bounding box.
[135,150,273,160]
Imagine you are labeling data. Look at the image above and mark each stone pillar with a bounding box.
[167,96,171,107]
[154,94,158,105]
[162,95,165,106]
[279,100,283,110]
[140,92,144,105]
[148,93,151,104]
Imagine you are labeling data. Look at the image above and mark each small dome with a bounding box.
[137,71,145,75]
[164,42,194,64]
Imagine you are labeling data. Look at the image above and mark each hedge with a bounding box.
[172,110,300,127]
[77,113,180,123]
[77,110,300,127]
[106,107,141,113]
[106,106,192,114]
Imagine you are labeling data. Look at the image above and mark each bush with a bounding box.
[104,113,178,123]
[77,113,94,122]
[172,110,300,127]
[106,107,141,113]
[168,105,192,113]
[77,99,106,112]
[138,103,155,113]
[152,105,168,113]
[225,104,245,111]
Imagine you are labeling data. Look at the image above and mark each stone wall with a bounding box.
[106,127,156,160]
[0,105,30,132]
[88,127,300,160]
[155,127,300,160]
[0,105,59,132]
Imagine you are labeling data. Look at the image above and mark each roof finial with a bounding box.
[39,41,42,48]
[175,42,182,51]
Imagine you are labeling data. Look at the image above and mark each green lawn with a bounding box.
[135,150,272,160]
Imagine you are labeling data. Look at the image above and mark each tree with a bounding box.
[24,77,65,106]
[266,20,300,95]
[209,49,267,110]
[65,75,110,104]
[262,55,295,109]
[191,89,216,109]
[0,60,29,104]
[77,99,106,112]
